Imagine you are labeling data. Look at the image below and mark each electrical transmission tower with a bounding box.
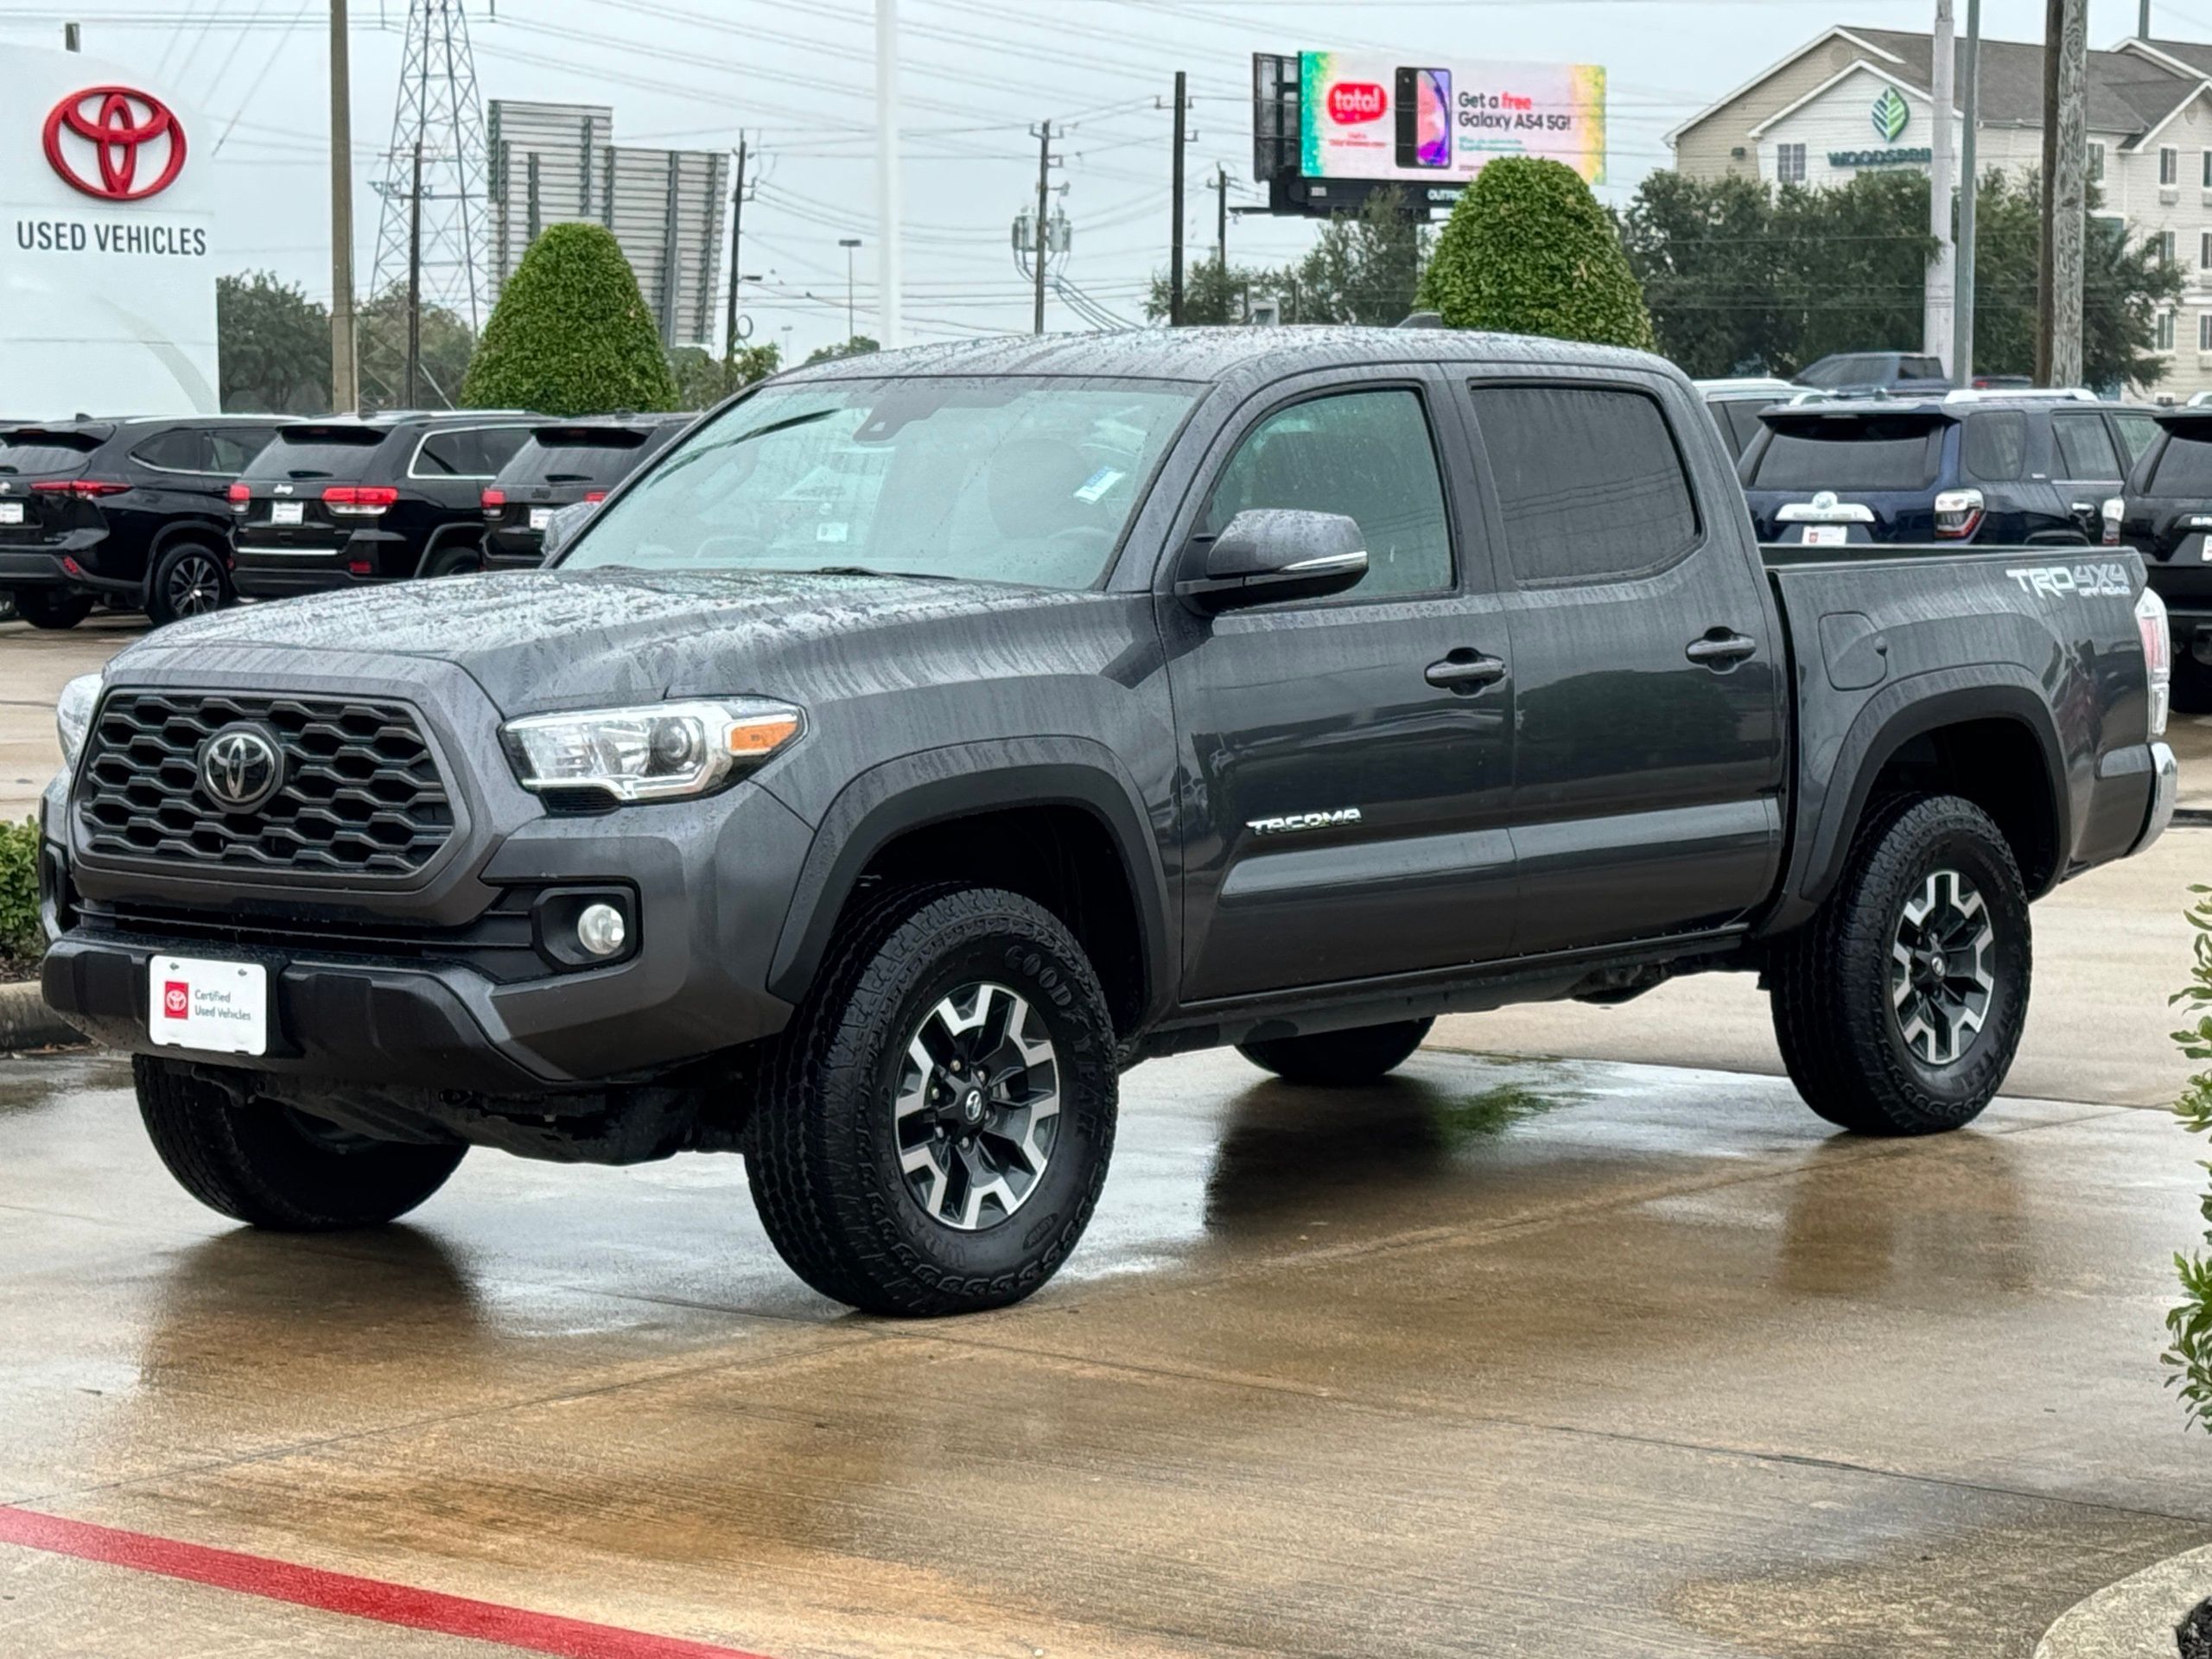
[370,0,490,355]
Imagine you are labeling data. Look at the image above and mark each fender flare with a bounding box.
[766,736,1173,1027]
[1789,668,2068,919]
[418,521,487,575]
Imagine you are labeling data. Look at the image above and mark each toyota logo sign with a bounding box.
[197,725,283,815]
[42,86,188,203]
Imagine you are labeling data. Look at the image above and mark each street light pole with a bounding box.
[1954,0,1982,384]
[839,237,861,344]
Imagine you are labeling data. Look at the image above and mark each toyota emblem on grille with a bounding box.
[198,725,283,814]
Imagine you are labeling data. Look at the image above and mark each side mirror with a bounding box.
[539,499,597,563]
[1176,509,1369,613]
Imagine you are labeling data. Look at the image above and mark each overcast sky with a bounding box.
[3,0,2198,362]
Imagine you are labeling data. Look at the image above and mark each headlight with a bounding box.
[56,672,102,768]
[501,698,804,804]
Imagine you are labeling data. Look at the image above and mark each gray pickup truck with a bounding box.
[39,330,2177,1315]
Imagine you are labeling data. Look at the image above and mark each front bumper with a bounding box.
[41,648,817,1092]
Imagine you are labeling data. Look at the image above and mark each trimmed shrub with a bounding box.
[0,817,42,977]
[2171,883,2212,1433]
[461,222,676,416]
[1416,156,1656,350]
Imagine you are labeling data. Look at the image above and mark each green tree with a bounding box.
[216,271,330,413]
[1619,172,1792,377]
[1143,257,1277,325]
[1285,188,1430,325]
[668,342,780,409]
[1418,156,1654,349]
[803,334,880,365]
[356,283,477,414]
[461,222,675,416]
[2167,883,2212,1434]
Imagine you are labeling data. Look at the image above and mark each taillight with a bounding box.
[480,488,505,516]
[2101,498,2124,547]
[2138,586,2172,738]
[226,480,251,512]
[30,479,127,499]
[323,485,397,516]
[1932,487,1985,539]
[584,491,607,504]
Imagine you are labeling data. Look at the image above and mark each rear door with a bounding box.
[1166,371,1520,1001]
[2050,408,2126,541]
[1459,373,1786,957]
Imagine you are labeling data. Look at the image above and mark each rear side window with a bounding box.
[1898,356,1944,383]
[2051,414,2120,479]
[1961,411,2026,480]
[1201,388,1452,597]
[1746,416,1943,491]
[2113,410,2160,464]
[2152,434,2212,495]
[0,432,106,476]
[130,429,208,472]
[247,427,389,480]
[1470,385,1700,585]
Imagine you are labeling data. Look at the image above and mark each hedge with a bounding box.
[0,817,42,978]
[461,222,677,417]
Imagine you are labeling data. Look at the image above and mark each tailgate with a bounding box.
[234,425,391,547]
[0,429,111,545]
[1743,406,1951,544]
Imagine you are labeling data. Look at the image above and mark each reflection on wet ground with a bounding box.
[1,1046,2208,1657]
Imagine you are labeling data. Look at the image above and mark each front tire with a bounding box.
[13,588,92,630]
[146,542,231,626]
[1770,794,2031,1135]
[747,886,1118,1316]
[1238,1018,1433,1085]
[134,1056,466,1230]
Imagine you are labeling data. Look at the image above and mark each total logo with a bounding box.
[162,981,190,1020]
[1327,82,1388,124]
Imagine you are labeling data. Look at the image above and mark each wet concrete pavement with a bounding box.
[3,1045,2208,1657]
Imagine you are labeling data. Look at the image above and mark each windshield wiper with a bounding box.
[799,564,963,582]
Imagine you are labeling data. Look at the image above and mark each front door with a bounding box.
[1165,375,1518,1003]
[1459,374,1787,957]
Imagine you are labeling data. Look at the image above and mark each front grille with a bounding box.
[78,691,455,877]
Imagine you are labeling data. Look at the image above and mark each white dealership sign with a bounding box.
[1,46,219,417]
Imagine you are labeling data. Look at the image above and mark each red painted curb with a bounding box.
[0,1503,776,1659]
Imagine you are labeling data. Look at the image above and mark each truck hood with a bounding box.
[121,568,1097,712]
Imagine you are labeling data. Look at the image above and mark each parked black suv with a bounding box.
[1740,392,2155,548]
[229,411,540,599]
[2108,405,2212,708]
[481,415,690,571]
[41,331,2174,1317]
[0,416,287,627]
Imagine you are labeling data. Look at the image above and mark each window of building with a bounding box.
[1469,385,1700,586]
[2199,313,2212,353]
[2162,145,2180,186]
[2202,149,2212,188]
[2201,231,2212,268]
[2159,230,2178,267]
[1203,390,1453,597]
[2160,310,2177,352]
[1775,143,1806,186]
[2089,141,2106,182]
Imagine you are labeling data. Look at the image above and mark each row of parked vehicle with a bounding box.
[0,408,691,628]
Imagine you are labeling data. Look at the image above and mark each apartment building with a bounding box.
[1669,26,2212,397]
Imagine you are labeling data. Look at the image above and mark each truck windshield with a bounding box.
[1748,417,1944,491]
[560,376,1197,588]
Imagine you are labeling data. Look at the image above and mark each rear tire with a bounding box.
[1237,1018,1433,1085]
[420,542,483,579]
[134,1056,466,1230]
[13,588,92,630]
[747,885,1118,1316]
[1769,793,2030,1135]
[146,541,231,626]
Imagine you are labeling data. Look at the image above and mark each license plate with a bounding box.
[2182,534,2209,564]
[148,956,268,1056]
[0,502,21,525]
[1801,524,1847,546]
[529,507,553,531]
[270,501,303,526]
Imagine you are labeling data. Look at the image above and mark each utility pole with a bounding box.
[62,21,79,49]
[1031,121,1055,335]
[722,137,751,391]
[875,0,902,346]
[1954,0,1982,385]
[1169,71,1187,326]
[1212,162,1230,267]
[405,138,423,407]
[839,237,861,343]
[329,0,359,414]
[1926,0,1955,373]
[2143,0,2154,37]
[2037,0,2088,385]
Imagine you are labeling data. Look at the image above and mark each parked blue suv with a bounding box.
[1738,391,2158,549]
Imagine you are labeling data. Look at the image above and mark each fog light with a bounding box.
[575,902,626,957]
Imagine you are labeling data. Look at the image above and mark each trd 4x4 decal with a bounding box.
[2005,563,2133,599]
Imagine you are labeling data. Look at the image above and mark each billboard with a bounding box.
[2,46,219,416]
[1298,51,1606,188]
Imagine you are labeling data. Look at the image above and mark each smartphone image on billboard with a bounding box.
[1395,67,1452,169]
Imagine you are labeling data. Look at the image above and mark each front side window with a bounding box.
[1200,389,1453,598]
[564,376,1197,590]
[1471,385,1699,585]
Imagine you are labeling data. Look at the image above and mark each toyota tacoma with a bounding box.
[39,331,2178,1315]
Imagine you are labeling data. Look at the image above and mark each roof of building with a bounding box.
[1674,26,2212,150]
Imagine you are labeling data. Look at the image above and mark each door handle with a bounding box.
[1685,631,1758,668]
[1425,650,1506,691]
